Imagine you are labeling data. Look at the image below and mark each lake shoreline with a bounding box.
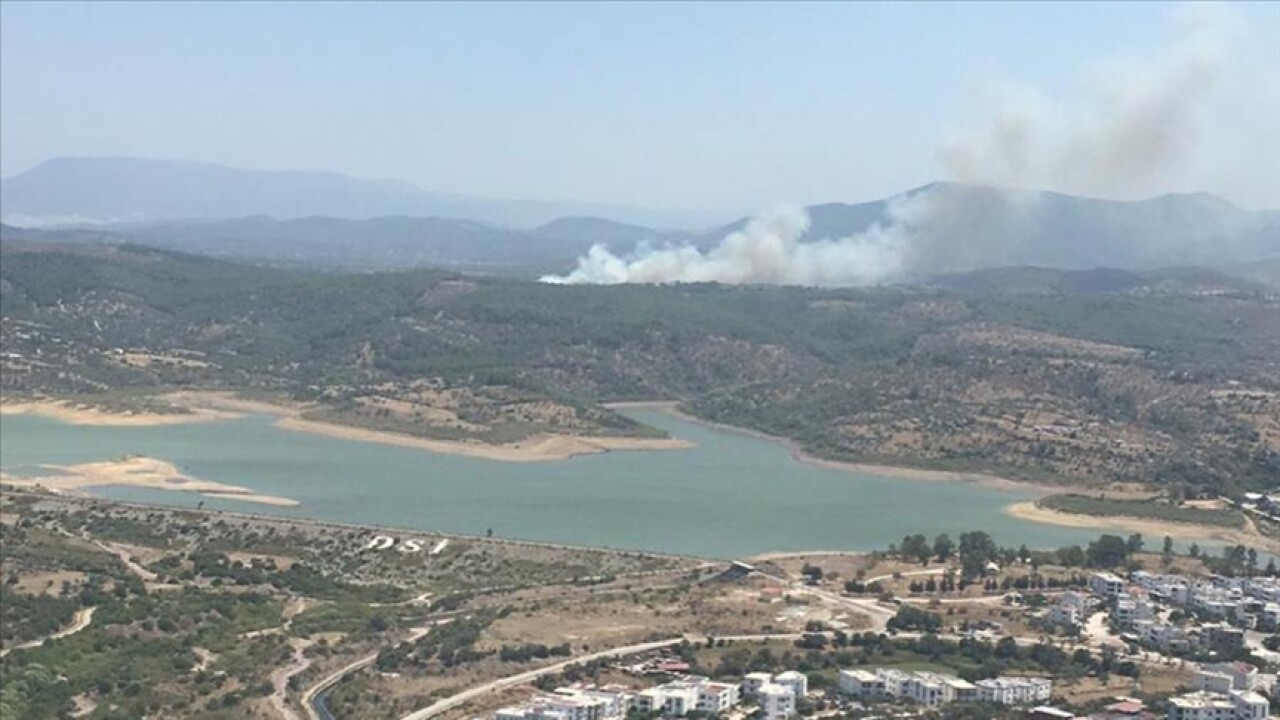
[2,392,693,462]
[0,456,299,508]
[608,401,1062,495]
[1005,501,1280,555]
[1,398,240,426]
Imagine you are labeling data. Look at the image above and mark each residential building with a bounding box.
[1166,690,1269,720]
[773,670,808,700]
[742,672,773,697]
[839,668,1037,707]
[1132,620,1192,653]
[837,669,881,698]
[1091,573,1126,597]
[975,677,1053,705]
[629,677,742,718]
[757,683,795,720]
[1115,594,1156,625]
[1194,663,1261,693]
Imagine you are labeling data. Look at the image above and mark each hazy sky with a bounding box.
[3,2,1278,211]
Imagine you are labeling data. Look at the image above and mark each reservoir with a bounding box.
[0,408,1197,558]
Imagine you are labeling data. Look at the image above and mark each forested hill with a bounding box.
[2,242,1277,492]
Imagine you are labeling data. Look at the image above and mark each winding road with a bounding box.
[0,605,97,658]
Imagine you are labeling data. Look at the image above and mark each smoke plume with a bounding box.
[543,5,1247,287]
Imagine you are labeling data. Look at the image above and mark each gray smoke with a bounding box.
[543,5,1243,287]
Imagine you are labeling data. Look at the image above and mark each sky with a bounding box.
[2,2,1278,212]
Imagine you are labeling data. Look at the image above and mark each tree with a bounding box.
[933,534,954,563]
[1162,535,1174,556]
[959,532,997,578]
[901,534,931,564]
[1125,533,1144,554]
[1189,542,1201,558]
[1087,535,1129,568]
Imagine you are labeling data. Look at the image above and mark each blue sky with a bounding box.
[2,2,1278,210]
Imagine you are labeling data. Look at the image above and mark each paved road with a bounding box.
[302,620,453,720]
[0,606,97,658]
[396,637,685,720]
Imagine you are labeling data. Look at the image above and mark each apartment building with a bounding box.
[1091,573,1126,597]
[975,677,1053,705]
[839,668,1042,708]
[757,682,796,720]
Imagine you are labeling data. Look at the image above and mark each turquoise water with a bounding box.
[0,409,1188,558]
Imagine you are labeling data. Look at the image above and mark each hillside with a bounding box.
[2,242,1277,493]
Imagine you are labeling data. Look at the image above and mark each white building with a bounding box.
[1167,690,1270,720]
[1194,663,1262,693]
[837,669,881,698]
[632,678,739,717]
[839,668,1026,707]
[1048,591,1090,626]
[975,677,1052,706]
[742,672,773,697]
[905,672,976,707]
[773,671,808,701]
[1091,573,1126,597]
[757,682,795,720]
[1115,594,1156,625]
[1132,620,1192,652]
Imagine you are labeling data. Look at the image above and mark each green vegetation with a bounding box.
[1037,494,1246,528]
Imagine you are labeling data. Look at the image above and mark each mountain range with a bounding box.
[1,157,1277,279]
[0,157,726,229]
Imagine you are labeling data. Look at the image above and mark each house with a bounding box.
[1194,663,1261,693]
[1166,690,1269,720]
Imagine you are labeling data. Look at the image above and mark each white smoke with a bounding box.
[543,4,1249,287]
[938,2,1234,199]
[542,201,919,287]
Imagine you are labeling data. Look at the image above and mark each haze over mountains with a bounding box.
[0,157,726,229]
[1,157,1277,283]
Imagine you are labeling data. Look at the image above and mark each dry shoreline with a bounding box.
[4,392,693,462]
[1006,501,1280,555]
[610,400,1061,495]
[0,456,299,507]
[1,399,240,426]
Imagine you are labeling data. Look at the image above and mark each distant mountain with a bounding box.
[0,215,686,273]
[706,182,1280,273]
[0,157,725,229]
[4,164,1276,278]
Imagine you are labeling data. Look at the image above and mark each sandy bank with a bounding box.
[1,456,299,507]
[1,399,239,426]
[166,390,692,461]
[275,416,692,462]
[610,401,1058,494]
[1005,501,1280,555]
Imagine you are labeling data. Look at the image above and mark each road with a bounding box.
[0,606,97,658]
[396,637,685,720]
[302,620,452,720]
